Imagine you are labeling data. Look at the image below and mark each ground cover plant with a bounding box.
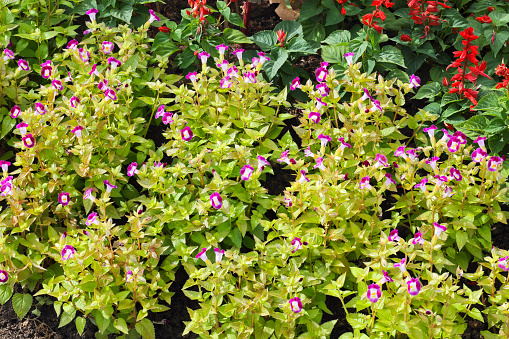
[1,0,509,338]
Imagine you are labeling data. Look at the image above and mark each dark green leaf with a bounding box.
[456,115,490,139]
[488,128,509,155]
[110,5,133,23]
[0,284,12,305]
[135,319,155,339]
[490,11,509,27]
[223,28,251,44]
[325,7,343,26]
[297,0,323,22]
[274,21,303,41]
[286,37,317,54]
[251,31,276,51]
[413,82,441,100]
[323,30,351,45]
[264,49,288,80]
[0,116,16,140]
[349,40,368,62]
[321,44,347,64]
[12,293,32,320]
[374,45,406,68]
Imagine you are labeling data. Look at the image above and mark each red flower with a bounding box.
[488,6,495,11]
[475,15,492,23]
[401,34,412,41]
[158,26,170,33]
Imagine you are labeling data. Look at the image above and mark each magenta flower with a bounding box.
[499,256,509,271]
[443,185,454,198]
[374,153,389,168]
[127,162,139,177]
[186,71,197,82]
[394,146,406,159]
[210,192,222,209]
[0,270,8,283]
[278,150,291,165]
[425,156,439,171]
[10,105,21,118]
[216,44,228,56]
[16,122,28,136]
[22,134,35,148]
[97,79,108,92]
[216,59,229,71]
[318,134,331,148]
[102,41,114,54]
[488,156,503,172]
[213,248,225,263]
[108,57,121,70]
[67,39,78,50]
[34,103,46,115]
[315,97,327,110]
[79,48,90,62]
[453,131,467,144]
[257,156,270,171]
[220,77,232,89]
[394,258,406,273]
[257,52,270,65]
[367,284,381,303]
[71,126,83,137]
[308,111,321,124]
[314,157,326,170]
[181,126,193,141]
[304,146,314,158]
[105,88,117,101]
[433,222,447,237]
[388,229,400,242]
[435,175,448,187]
[284,195,292,207]
[0,160,11,173]
[471,148,487,162]
[344,52,354,65]
[289,297,303,313]
[3,49,14,61]
[474,136,487,150]
[52,79,63,91]
[316,83,329,97]
[156,105,165,119]
[290,77,301,90]
[409,74,421,89]
[243,71,256,83]
[58,191,70,205]
[126,270,134,283]
[86,8,98,21]
[339,137,351,151]
[86,212,99,226]
[440,129,452,143]
[195,248,208,262]
[447,136,461,153]
[227,66,239,78]
[83,188,94,201]
[298,170,310,184]
[360,88,372,101]
[315,66,328,82]
[104,180,117,193]
[1,176,13,197]
[18,59,29,71]
[449,167,462,181]
[240,164,254,180]
[414,178,428,193]
[411,231,424,245]
[70,96,80,108]
[359,176,371,190]
[149,9,160,23]
[291,237,302,253]
[385,173,396,186]
[423,125,437,139]
[41,65,52,79]
[379,271,393,284]
[406,148,418,162]
[61,245,75,260]
[197,51,210,64]
[232,48,244,61]
[89,64,100,76]
[370,99,382,112]
[407,278,421,296]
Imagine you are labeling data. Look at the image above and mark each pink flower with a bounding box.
[240,164,254,180]
[447,136,461,153]
[58,192,70,205]
[443,185,454,198]
[220,77,232,89]
[86,8,98,21]
[232,48,244,61]
[52,79,63,91]
[499,256,509,271]
[1,176,13,196]
[379,271,393,284]
[186,71,197,82]
[278,150,291,165]
[79,48,90,62]
[22,134,35,148]
[316,83,329,97]
[0,270,8,283]
[388,230,400,242]
[339,137,351,151]
[453,131,467,144]
[243,72,256,83]
[86,212,99,226]
[425,157,440,171]
[83,188,94,201]
[70,96,80,108]
[315,97,327,110]
[156,105,165,119]
[103,180,117,193]
[474,136,487,150]
[127,162,139,177]
[41,65,52,79]
[71,126,83,138]
[105,88,117,101]
[315,66,328,82]
[89,64,100,76]
[216,44,229,56]
[108,57,121,70]
[344,52,354,65]
[214,248,225,263]
[471,148,487,162]
[394,258,406,273]
[227,66,239,78]
[16,122,28,136]
[181,126,193,141]
[217,60,229,72]
[304,146,314,158]
[435,175,448,187]
[440,129,452,143]
[126,270,134,283]
[407,278,421,296]
[423,125,437,139]
[411,231,424,245]
[309,112,321,124]
[0,160,11,173]
[195,248,208,262]
[318,134,331,148]
[449,167,462,181]
[394,146,406,159]
[314,157,326,170]
[61,245,75,260]
[291,237,302,253]
[18,59,29,71]
[97,79,108,92]
[406,148,418,162]
[374,153,388,168]
[359,176,371,190]
[367,284,381,302]
[67,39,78,50]
[3,49,14,61]
[414,178,428,193]
[361,88,372,101]
[290,77,301,90]
[35,103,46,115]
[488,156,503,172]
[10,105,21,118]
[102,41,114,54]
[298,170,310,183]
[409,74,421,89]
[257,156,270,171]
[210,192,222,209]
[257,52,270,65]
[385,173,396,186]
[433,222,447,237]
[149,9,160,23]
[289,297,303,313]
[197,51,210,64]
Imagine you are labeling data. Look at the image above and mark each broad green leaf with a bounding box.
[297,0,323,22]
[490,11,509,27]
[223,28,251,44]
[114,318,129,334]
[151,32,171,51]
[59,307,76,328]
[286,37,317,54]
[12,293,32,320]
[322,44,348,63]
[474,92,501,110]
[456,231,468,251]
[92,309,111,334]
[456,115,490,139]
[264,49,288,80]
[325,7,343,26]
[135,318,155,339]
[251,30,276,51]
[110,5,133,23]
[348,40,368,62]
[76,317,86,336]
[413,82,441,100]
[0,284,13,305]
[488,129,509,155]
[274,21,303,41]
[374,45,406,68]
[323,30,351,45]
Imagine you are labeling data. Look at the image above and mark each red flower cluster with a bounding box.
[186,0,210,23]
[495,63,509,89]
[362,0,394,33]
[475,15,492,23]
[401,34,412,41]
[407,0,450,38]
[337,0,350,15]
[445,27,491,109]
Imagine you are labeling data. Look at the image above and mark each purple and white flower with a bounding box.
[240,164,254,180]
[181,126,193,141]
[488,156,503,172]
[79,48,90,62]
[499,256,509,271]
[18,59,29,71]
[86,212,99,226]
[435,175,448,187]
[385,173,396,186]
[58,191,70,206]
[16,122,28,136]
[0,160,11,173]
[22,134,35,148]
[214,248,225,263]
[70,96,80,108]
[232,48,244,61]
[126,270,134,283]
[449,167,462,181]
[67,39,78,50]
[309,111,321,124]
[443,185,454,198]
[52,79,63,91]
[102,41,114,54]
[298,170,310,184]
[127,162,139,177]
[440,129,452,143]
[316,97,327,110]
[291,237,302,253]
[426,157,440,171]
[394,258,406,273]
[447,136,461,153]
[3,49,14,61]
[83,188,94,201]
[278,150,291,166]
[379,271,393,284]
[409,74,421,89]
[196,248,208,262]
[407,278,421,296]
[105,88,117,101]
[61,245,75,260]
[10,105,21,118]
[474,136,487,151]
[0,270,8,283]
[290,77,301,90]
[374,153,389,168]
[289,297,303,313]
[411,231,425,245]
[472,148,487,163]
[414,178,428,193]
[388,229,400,242]
[108,57,121,70]
[198,51,210,64]
[86,8,98,21]
[367,284,381,302]
[104,180,117,193]
[423,125,437,139]
[315,66,328,82]
[406,148,418,162]
[216,44,228,57]
[210,192,222,209]
[318,134,331,148]
[359,176,371,190]
[149,9,160,23]
[35,103,46,115]
[314,157,326,170]
[243,72,256,84]
[344,52,354,65]
[41,65,52,79]
[339,137,351,151]
[316,83,329,97]
[304,146,314,158]
[257,156,270,171]
[220,77,232,89]
[394,146,406,159]
[433,222,447,237]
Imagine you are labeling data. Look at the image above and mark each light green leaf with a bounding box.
[135,318,155,339]
[223,28,251,44]
[12,293,32,320]
[0,284,13,305]
[114,318,129,334]
[323,30,351,45]
[348,40,368,62]
[92,309,111,334]
[321,44,348,64]
[374,45,406,68]
[490,11,509,27]
[76,317,86,336]
[456,231,468,251]
[59,307,76,328]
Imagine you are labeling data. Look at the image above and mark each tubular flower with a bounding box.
[443,185,454,198]
[433,222,447,237]
[315,97,327,110]
[488,156,503,172]
[181,126,193,141]
[290,77,301,90]
[315,66,328,83]
[385,173,396,186]
[367,284,382,302]
[394,146,407,159]
[102,41,114,54]
[97,79,109,92]
[108,57,121,70]
[220,77,232,89]
[389,229,400,242]
[0,160,11,173]
[361,88,372,101]
[474,136,487,150]
[52,79,63,91]
[79,48,90,62]
[18,59,29,71]
[41,65,52,79]
[374,153,389,168]
[210,192,222,209]
[233,48,244,61]
[379,270,393,284]
[344,52,354,65]
[186,71,197,82]
[289,297,303,313]
[414,178,428,193]
[86,8,98,21]
[240,164,254,180]
[195,248,208,262]
[70,96,80,108]
[314,157,326,170]
[104,180,117,193]
[308,111,321,124]
[17,123,28,136]
[104,88,117,101]
[304,146,314,158]
[291,237,302,253]
[423,125,437,139]
[471,148,487,162]
[499,256,509,271]
[127,162,139,177]
[67,39,78,50]
[3,49,14,61]
[1,176,13,196]
[89,64,100,76]
[214,248,225,263]
[71,126,84,138]
[411,231,425,245]
[449,167,462,181]
[61,245,75,260]
[58,191,70,205]
[149,9,160,23]
[22,134,35,148]
[394,258,407,273]
[10,105,21,118]
[318,134,331,148]
[406,148,418,162]
[161,112,173,125]
[86,212,99,226]
[227,66,239,78]
[126,270,134,283]
[277,29,287,46]
[447,136,461,153]
[359,176,371,190]
[256,156,270,171]
[339,137,351,151]
[217,60,229,72]
[316,83,329,97]
[407,278,422,296]
[0,270,8,283]
[426,156,440,171]
[258,52,270,65]
[216,44,229,57]
[409,74,421,89]
[198,51,210,64]
[278,150,291,165]
[243,72,256,84]
[298,170,310,184]
[435,175,448,187]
